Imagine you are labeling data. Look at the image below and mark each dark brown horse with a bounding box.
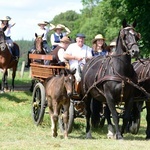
[130,59,150,139]
[0,28,20,92]
[81,19,140,139]
[45,68,76,138]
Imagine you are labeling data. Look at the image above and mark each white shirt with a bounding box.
[58,48,66,62]
[4,24,13,37]
[65,43,92,67]
[36,26,50,41]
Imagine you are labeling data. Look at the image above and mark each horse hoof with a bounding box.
[86,131,92,139]
[129,122,138,134]
[107,133,114,139]
[0,90,5,94]
[115,134,123,140]
[107,125,114,139]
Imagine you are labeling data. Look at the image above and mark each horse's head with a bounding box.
[0,28,6,51]
[119,19,141,57]
[34,33,44,53]
[61,68,76,97]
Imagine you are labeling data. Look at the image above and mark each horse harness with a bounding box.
[82,55,150,102]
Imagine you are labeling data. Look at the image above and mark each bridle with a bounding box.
[120,26,140,55]
[35,36,43,53]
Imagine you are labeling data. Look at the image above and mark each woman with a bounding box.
[92,34,108,57]
[91,34,108,128]
[36,21,55,53]
[50,24,71,50]
[0,16,19,60]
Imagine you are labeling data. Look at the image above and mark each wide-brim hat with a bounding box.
[38,21,47,26]
[53,24,64,31]
[76,33,86,38]
[92,34,105,43]
[0,16,11,21]
[60,36,70,44]
[110,41,116,47]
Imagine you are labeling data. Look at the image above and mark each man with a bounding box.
[64,33,92,93]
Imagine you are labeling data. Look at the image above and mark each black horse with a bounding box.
[130,59,150,139]
[81,19,140,139]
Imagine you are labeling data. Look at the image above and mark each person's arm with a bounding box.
[58,48,67,62]
[49,23,55,31]
[50,34,59,46]
[64,53,83,61]
[59,24,71,35]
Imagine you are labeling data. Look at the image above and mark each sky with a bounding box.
[0,0,83,41]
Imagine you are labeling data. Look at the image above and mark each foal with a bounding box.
[45,69,75,138]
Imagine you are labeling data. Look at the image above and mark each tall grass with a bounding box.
[0,72,150,150]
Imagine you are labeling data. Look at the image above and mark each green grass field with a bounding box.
[0,71,150,150]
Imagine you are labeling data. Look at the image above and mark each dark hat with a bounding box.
[76,33,86,38]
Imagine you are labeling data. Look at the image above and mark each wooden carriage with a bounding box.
[29,53,84,133]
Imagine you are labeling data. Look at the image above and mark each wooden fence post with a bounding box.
[20,61,25,78]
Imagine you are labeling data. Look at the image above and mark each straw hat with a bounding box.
[110,41,116,47]
[60,36,70,44]
[38,21,47,26]
[0,16,11,21]
[53,24,64,31]
[92,34,105,43]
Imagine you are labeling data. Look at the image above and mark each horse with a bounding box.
[81,19,141,139]
[129,58,150,139]
[0,28,20,92]
[45,68,76,138]
[29,33,47,92]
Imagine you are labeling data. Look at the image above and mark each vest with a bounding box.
[52,33,63,50]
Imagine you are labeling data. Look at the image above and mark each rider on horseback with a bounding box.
[0,16,19,61]
[25,21,55,68]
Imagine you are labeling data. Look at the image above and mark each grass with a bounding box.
[0,71,150,150]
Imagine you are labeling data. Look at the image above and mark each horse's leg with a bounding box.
[145,101,150,140]
[1,69,7,93]
[11,67,17,91]
[128,101,142,134]
[4,70,8,90]
[85,96,92,138]
[121,98,134,136]
[104,104,115,139]
[50,99,59,138]
[106,98,122,139]
[91,98,102,128]
[62,101,70,139]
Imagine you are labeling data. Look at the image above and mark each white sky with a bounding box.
[0,0,83,41]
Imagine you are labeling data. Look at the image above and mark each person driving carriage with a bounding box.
[0,16,19,60]
[64,33,92,94]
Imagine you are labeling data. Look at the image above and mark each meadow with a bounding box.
[0,71,150,150]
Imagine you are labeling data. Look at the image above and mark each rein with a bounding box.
[82,55,150,102]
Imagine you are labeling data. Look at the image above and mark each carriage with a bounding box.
[29,53,84,135]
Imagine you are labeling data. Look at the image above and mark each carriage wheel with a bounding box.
[31,82,46,126]
[59,100,74,134]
